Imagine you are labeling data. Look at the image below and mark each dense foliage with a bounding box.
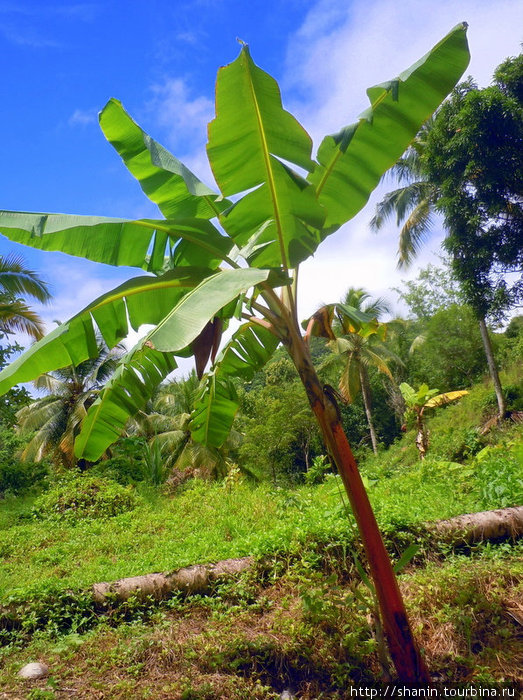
[424,56,523,320]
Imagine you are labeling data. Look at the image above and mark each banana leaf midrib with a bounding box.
[313,80,399,201]
[242,51,290,270]
[87,274,203,314]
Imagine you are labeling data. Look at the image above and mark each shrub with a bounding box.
[0,459,49,496]
[475,445,523,509]
[504,383,523,412]
[305,455,332,485]
[89,436,147,485]
[31,475,139,522]
[0,424,49,495]
[89,455,145,485]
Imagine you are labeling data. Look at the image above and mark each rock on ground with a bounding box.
[18,662,49,679]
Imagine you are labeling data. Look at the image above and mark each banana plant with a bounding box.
[0,24,469,681]
[400,382,469,459]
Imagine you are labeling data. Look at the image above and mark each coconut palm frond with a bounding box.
[0,254,51,303]
[15,336,120,466]
[338,353,360,403]
[16,396,64,432]
[362,348,395,379]
[0,300,46,340]
[398,198,436,268]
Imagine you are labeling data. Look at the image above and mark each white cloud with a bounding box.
[144,77,217,187]
[283,0,523,319]
[146,78,213,151]
[68,108,97,127]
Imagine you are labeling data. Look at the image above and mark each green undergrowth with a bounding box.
[0,541,521,698]
[0,370,521,658]
[1,447,506,603]
[1,447,521,651]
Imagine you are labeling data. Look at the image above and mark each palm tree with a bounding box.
[16,336,123,467]
[370,117,507,420]
[0,254,51,340]
[321,288,399,455]
[133,372,241,480]
[370,116,438,268]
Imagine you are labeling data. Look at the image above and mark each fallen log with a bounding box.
[91,506,523,603]
[427,505,523,544]
[92,556,253,604]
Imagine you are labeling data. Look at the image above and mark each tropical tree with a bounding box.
[0,255,51,426]
[16,336,123,467]
[372,54,523,420]
[370,115,509,417]
[370,116,439,267]
[423,57,523,419]
[240,376,320,482]
[0,26,469,681]
[316,288,397,454]
[134,371,241,480]
[399,382,468,459]
[0,254,51,340]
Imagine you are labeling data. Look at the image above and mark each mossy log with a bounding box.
[92,557,253,604]
[428,505,523,544]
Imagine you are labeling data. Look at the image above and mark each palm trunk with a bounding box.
[478,316,506,420]
[359,365,379,454]
[283,322,430,682]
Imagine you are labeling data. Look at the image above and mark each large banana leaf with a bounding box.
[0,212,232,271]
[207,46,315,194]
[75,344,178,461]
[0,267,274,396]
[0,268,213,394]
[207,47,325,268]
[221,163,325,268]
[425,390,468,409]
[309,23,469,229]
[100,99,230,220]
[142,268,275,352]
[190,322,279,447]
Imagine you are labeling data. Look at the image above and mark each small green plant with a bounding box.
[475,445,523,509]
[304,455,331,485]
[31,475,138,522]
[141,438,169,486]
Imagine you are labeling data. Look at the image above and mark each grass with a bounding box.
[0,445,502,600]
[0,542,521,698]
[0,366,521,695]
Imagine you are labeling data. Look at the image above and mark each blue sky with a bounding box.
[2,0,523,358]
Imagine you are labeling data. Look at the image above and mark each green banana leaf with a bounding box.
[309,22,470,229]
[0,212,232,272]
[0,268,214,394]
[142,267,275,352]
[75,344,178,461]
[207,46,325,268]
[190,322,279,447]
[0,267,274,396]
[100,99,230,220]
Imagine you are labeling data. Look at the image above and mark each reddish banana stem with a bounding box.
[284,323,430,682]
